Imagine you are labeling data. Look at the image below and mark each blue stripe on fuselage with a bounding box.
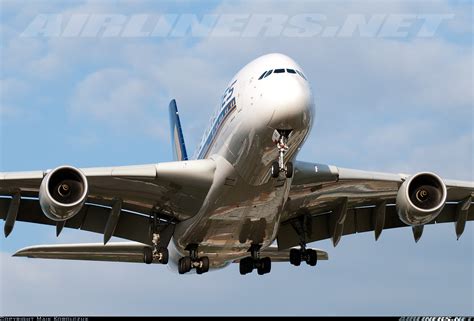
[197,97,237,159]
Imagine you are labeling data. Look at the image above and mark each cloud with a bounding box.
[69,67,168,140]
[386,133,473,180]
[1,0,473,316]
[71,68,152,119]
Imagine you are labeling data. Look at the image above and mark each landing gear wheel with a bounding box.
[257,257,271,275]
[286,162,293,178]
[143,247,153,264]
[158,247,169,264]
[263,257,271,274]
[271,161,280,178]
[306,249,317,266]
[178,256,192,274]
[289,248,301,266]
[239,257,254,275]
[196,256,210,274]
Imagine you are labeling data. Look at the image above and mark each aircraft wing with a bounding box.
[0,160,216,245]
[12,242,159,263]
[278,161,474,249]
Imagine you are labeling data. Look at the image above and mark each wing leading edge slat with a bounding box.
[0,197,174,245]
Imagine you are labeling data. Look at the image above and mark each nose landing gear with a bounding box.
[271,130,293,179]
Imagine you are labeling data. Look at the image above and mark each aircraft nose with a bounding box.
[266,76,313,130]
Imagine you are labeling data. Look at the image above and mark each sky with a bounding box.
[0,0,473,316]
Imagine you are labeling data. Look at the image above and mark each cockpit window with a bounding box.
[296,70,307,80]
[264,70,273,78]
[257,68,307,80]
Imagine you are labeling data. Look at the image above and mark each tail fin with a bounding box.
[168,99,188,161]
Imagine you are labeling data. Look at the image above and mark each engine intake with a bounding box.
[39,166,88,221]
[396,172,447,226]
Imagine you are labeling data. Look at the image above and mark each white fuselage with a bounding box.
[169,53,314,271]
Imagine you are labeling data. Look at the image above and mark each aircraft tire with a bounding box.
[271,161,280,178]
[159,247,169,264]
[306,249,317,266]
[286,162,293,178]
[289,248,301,266]
[179,256,192,274]
[198,256,210,274]
[143,247,153,264]
[239,257,253,275]
[258,257,271,275]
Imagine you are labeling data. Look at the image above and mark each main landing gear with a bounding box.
[271,130,293,179]
[143,233,169,265]
[178,244,210,275]
[289,243,317,267]
[239,244,271,276]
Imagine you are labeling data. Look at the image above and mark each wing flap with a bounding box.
[0,198,176,245]
[277,202,474,249]
[13,242,153,263]
[281,161,474,249]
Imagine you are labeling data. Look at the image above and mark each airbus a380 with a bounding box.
[1,53,473,275]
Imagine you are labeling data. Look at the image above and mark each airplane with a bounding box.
[1,53,473,275]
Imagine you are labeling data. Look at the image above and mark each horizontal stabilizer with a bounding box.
[13,242,155,264]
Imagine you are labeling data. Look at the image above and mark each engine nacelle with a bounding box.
[39,166,88,221]
[396,172,447,226]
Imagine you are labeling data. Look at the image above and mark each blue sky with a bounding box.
[0,0,473,316]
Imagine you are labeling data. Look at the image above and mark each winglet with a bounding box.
[168,99,188,161]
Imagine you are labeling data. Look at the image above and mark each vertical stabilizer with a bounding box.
[168,99,188,161]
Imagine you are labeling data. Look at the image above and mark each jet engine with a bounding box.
[396,172,447,226]
[39,166,88,221]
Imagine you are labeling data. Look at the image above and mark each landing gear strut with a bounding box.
[289,243,317,267]
[178,244,210,275]
[143,233,169,264]
[239,244,272,275]
[271,130,293,179]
